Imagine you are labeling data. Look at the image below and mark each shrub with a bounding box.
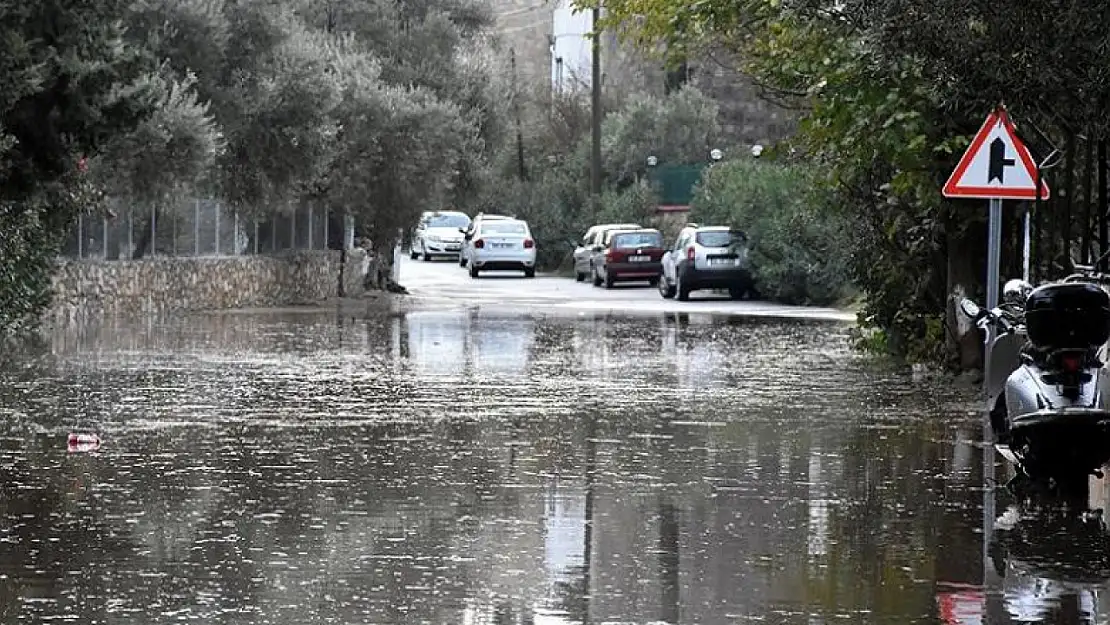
[690,159,854,306]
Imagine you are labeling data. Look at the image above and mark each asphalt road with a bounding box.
[397,255,857,322]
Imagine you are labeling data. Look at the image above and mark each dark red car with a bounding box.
[591,228,666,288]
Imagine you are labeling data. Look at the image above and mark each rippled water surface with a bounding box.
[0,309,1106,624]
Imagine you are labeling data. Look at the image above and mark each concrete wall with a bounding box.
[48,250,374,324]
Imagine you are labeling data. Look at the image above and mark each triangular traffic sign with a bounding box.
[942,107,1050,200]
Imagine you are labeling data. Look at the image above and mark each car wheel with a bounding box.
[648,277,659,287]
[676,274,690,301]
[747,285,761,300]
[728,286,745,300]
[423,252,432,262]
[659,276,675,299]
[592,267,602,287]
[524,267,536,279]
[604,272,615,289]
[575,271,584,282]
[469,263,479,279]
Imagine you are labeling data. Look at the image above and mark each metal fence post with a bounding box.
[307,205,314,250]
[254,220,260,255]
[77,214,84,259]
[291,206,297,250]
[194,198,200,256]
[102,216,108,260]
[150,204,157,257]
[214,201,220,255]
[323,210,330,250]
[234,211,240,255]
[127,208,133,256]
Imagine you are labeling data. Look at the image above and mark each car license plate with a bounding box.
[494,242,513,248]
[709,258,733,266]
[628,255,650,262]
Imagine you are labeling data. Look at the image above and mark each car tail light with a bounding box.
[523,239,534,249]
[686,246,695,261]
[1062,353,1082,372]
[474,239,484,249]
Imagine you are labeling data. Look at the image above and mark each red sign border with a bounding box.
[942,107,1051,201]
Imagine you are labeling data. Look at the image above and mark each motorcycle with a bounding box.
[960,269,1110,488]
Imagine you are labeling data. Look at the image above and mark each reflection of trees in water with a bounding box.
[798,415,982,621]
[0,417,521,623]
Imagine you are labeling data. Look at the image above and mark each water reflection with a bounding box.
[989,502,1110,624]
[0,309,1005,624]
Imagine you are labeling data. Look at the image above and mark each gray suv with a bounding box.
[659,224,754,301]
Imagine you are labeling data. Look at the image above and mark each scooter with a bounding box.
[960,271,1110,488]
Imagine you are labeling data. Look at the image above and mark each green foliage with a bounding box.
[691,160,853,306]
[0,0,160,334]
[602,85,721,187]
[91,71,220,205]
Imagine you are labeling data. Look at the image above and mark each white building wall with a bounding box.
[550,0,594,92]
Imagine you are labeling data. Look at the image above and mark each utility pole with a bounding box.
[590,4,602,202]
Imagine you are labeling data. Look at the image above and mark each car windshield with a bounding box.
[696,230,746,247]
[612,232,663,248]
[482,222,527,235]
[426,213,470,229]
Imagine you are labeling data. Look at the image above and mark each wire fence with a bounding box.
[60,198,342,260]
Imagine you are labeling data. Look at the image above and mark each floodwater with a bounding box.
[0,309,1105,624]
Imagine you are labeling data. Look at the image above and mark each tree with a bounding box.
[0,0,166,331]
[315,44,471,249]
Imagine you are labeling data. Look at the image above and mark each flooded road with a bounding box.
[0,308,1106,624]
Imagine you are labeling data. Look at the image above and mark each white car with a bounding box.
[411,210,470,260]
[465,218,536,278]
[459,212,513,268]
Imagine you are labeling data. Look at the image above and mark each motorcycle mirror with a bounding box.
[959,298,983,320]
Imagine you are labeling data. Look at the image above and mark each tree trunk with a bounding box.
[1082,133,1095,263]
[131,207,157,259]
[1100,140,1108,270]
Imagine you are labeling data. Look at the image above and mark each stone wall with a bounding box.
[49,249,375,324]
[689,57,797,147]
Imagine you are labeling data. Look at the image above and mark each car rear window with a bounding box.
[482,222,527,235]
[696,230,745,247]
[612,232,663,248]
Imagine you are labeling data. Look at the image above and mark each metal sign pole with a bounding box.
[1022,204,1032,282]
[982,196,1003,604]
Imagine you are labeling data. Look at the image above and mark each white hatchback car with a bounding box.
[465,218,536,278]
